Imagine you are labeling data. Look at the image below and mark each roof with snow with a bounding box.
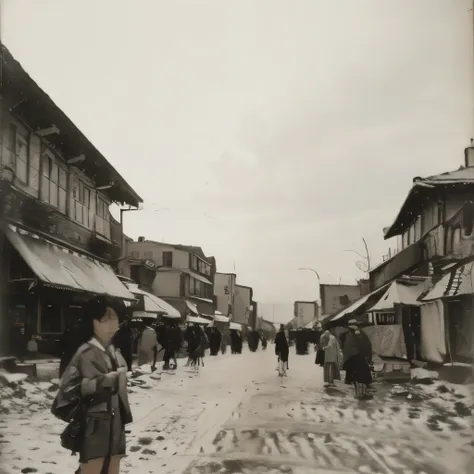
[384,165,474,240]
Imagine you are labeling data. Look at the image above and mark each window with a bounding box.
[163,251,173,267]
[74,180,92,228]
[131,251,140,258]
[9,123,29,183]
[40,151,67,212]
[204,264,211,276]
[375,312,396,325]
[96,198,111,238]
[191,255,199,271]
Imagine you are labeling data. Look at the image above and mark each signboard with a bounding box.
[320,284,361,315]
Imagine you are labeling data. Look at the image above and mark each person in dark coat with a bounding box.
[261,334,268,350]
[209,326,222,356]
[59,318,87,378]
[247,330,260,352]
[230,329,239,354]
[112,318,133,372]
[274,324,289,377]
[343,319,373,400]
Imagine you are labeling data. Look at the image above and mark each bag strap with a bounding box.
[100,348,119,474]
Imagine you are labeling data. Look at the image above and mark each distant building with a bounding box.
[214,272,236,317]
[126,237,216,319]
[320,284,361,316]
[234,284,253,327]
[293,301,319,327]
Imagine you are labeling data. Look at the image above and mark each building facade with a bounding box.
[320,284,361,316]
[233,284,253,327]
[0,44,141,356]
[126,237,216,319]
[367,148,474,364]
[214,272,236,318]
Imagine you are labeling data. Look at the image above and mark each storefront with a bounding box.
[2,224,134,356]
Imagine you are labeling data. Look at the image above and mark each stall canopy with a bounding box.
[214,311,230,323]
[186,315,211,325]
[368,278,431,312]
[422,263,472,302]
[230,322,242,331]
[5,225,134,300]
[186,300,199,315]
[329,283,390,323]
[126,283,181,318]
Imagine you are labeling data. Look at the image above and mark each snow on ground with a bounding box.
[0,348,473,473]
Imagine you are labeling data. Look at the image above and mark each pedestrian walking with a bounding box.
[320,330,341,387]
[342,319,373,400]
[274,324,289,377]
[51,296,132,474]
[137,318,159,372]
[209,326,221,356]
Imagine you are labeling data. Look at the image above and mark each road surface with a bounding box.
[0,347,472,474]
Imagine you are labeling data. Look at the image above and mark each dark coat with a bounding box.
[274,330,289,362]
[55,339,132,463]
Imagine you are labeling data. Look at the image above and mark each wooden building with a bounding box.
[0,44,142,356]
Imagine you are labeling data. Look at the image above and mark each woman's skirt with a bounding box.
[323,362,340,384]
[343,354,373,386]
[315,349,325,366]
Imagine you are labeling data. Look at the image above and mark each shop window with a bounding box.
[41,302,63,334]
[74,180,92,229]
[163,251,173,267]
[9,123,29,184]
[96,198,111,238]
[41,151,67,213]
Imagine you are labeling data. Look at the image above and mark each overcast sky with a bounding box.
[2,0,473,322]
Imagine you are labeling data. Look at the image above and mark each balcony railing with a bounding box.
[423,202,474,262]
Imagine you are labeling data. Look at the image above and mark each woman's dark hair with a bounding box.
[77,295,127,344]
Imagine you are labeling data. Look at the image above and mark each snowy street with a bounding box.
[1,348,473,474]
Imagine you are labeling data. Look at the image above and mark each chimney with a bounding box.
[138,236,145,242]
[465,145,474,167]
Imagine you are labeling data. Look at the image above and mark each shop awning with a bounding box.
[186,315,211,325]
[422,263,471,302]
[368,278,431,312]
[330,283,390,323]
[183,270,212,285]
[186,300,199,315]
[5,225,134,300]
[230,322,242,331]
[126,284,181,319]
[214,311,230,323]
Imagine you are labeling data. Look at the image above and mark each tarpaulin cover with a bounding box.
[369,279,430,312]
[5,225,134,299]
[363,324,407,359]
[420,300,446,364]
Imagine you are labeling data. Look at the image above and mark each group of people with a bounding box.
[274,320,374,400]
[315,319,373,400]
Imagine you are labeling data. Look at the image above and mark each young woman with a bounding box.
[53,296,133,474]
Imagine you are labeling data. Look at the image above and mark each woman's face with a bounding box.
[93,307,120,342]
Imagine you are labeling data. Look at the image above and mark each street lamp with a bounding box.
[298,267,321,301]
